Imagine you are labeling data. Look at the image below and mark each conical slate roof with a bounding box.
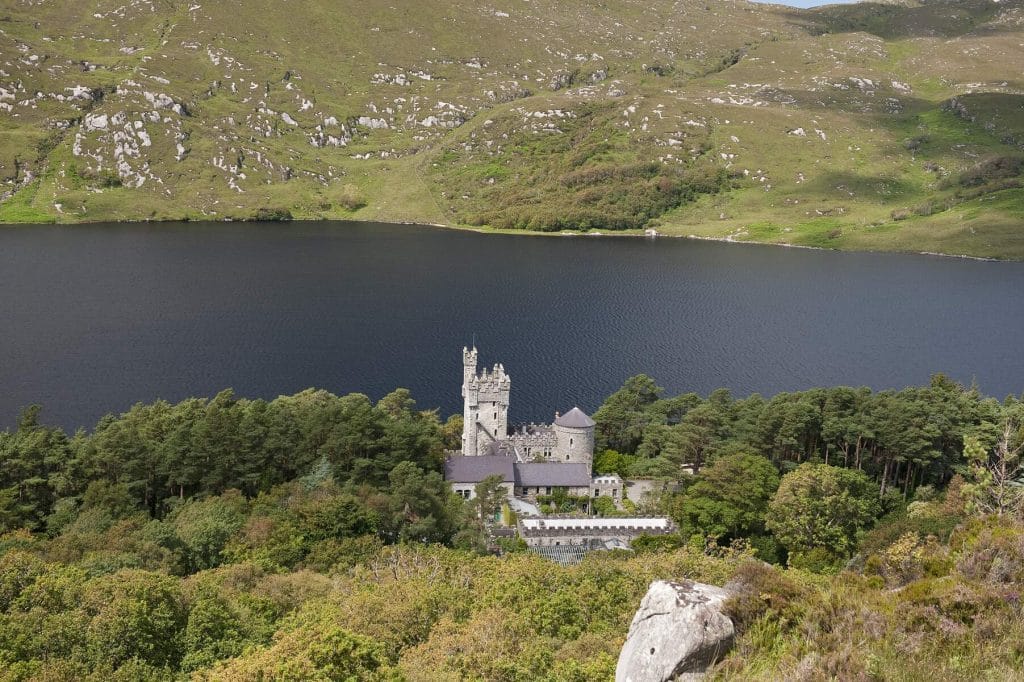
[554,406,595,428]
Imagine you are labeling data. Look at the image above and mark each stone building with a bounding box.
[592,473,624,503]
[461,346,595,464]
[446,346,596,499]
[446,455,514,500]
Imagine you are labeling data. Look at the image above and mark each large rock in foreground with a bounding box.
[616,580,734,682]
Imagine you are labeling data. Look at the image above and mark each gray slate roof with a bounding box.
[514,462,592,487]
[484,441,517,457]
[554,407,596,428]
[444,455,514,483]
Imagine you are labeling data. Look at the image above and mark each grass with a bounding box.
[0,181,55,224]
[0,0,1020,257]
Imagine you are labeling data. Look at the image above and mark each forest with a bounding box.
[1,375,1022,680]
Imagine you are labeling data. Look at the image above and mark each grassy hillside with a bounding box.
[0,0,1022,258]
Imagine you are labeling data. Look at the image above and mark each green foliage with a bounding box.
[251,207,293,222]
[961,417,1024,518]
[2,380,1024,678]
[591,496,617,517]
[438,101,726,233]
[953,155,1023,188]
[181,596,249,672]
[593,449,637,477]
[170,492,249,572]
[950,515,1024,585]
[537,490,590,515]
[82,569,187,668]
[722,560,809,633]
[0,406,71,533]
[0,551,47,612]
[593,375,666,454]
[674,452,780,542]
[767,463,882,567]
[859,505,963,557]
[631,533,685,554]
[201,601,397,681]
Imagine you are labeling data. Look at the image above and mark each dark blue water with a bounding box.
[1,220,1023,430]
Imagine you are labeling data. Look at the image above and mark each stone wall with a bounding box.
[519,517,674,547]
[554,423,595,464]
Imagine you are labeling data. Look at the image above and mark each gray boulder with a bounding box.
[616,580,734,682]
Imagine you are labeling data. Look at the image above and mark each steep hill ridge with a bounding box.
[1,0,1022,257]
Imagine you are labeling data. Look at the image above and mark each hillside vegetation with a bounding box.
[0,0,1023,257]
[1,376,1024,679]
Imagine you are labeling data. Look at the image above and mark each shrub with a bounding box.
[0,550,47,611]
[863,532,951,587]
[956,155,1023,188]
[859,508,962,556]
[252,207,292,221]
[951,516,1024,585]
[722,560,808,632]
[338,184,366,211]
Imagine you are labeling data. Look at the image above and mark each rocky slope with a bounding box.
[1,0,1022,257]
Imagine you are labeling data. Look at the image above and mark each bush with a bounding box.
[860,508,962,556]
[862,532,951,587]
[956,155,1023,188]
[0,550,47,611]
[252,207,293,221]
[951,516,1024,585]
[338,184,366,211]
[303,535,384,572]
[723,560,808,632]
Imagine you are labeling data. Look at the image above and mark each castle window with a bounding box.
[566,454,570,461]
[570,438,573,446]
[494,412,497,420]
[545,487,552,495]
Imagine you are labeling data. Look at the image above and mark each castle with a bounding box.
[445,346,597,500]
[460,346,594,463]
[445,347,675,564]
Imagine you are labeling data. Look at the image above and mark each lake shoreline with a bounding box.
[0,215,1014,263]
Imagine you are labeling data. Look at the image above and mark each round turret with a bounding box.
[553,407,595,464]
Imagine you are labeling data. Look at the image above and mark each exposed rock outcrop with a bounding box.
[616,580,734,682]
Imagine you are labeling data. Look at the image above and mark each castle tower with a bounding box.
[553,407,596,465]
[461,347,510,456]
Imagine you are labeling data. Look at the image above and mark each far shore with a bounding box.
[0,215,1014,263]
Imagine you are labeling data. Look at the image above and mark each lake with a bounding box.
[2,220,1023,430]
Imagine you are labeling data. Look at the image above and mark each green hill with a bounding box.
[1,0,1022,258]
